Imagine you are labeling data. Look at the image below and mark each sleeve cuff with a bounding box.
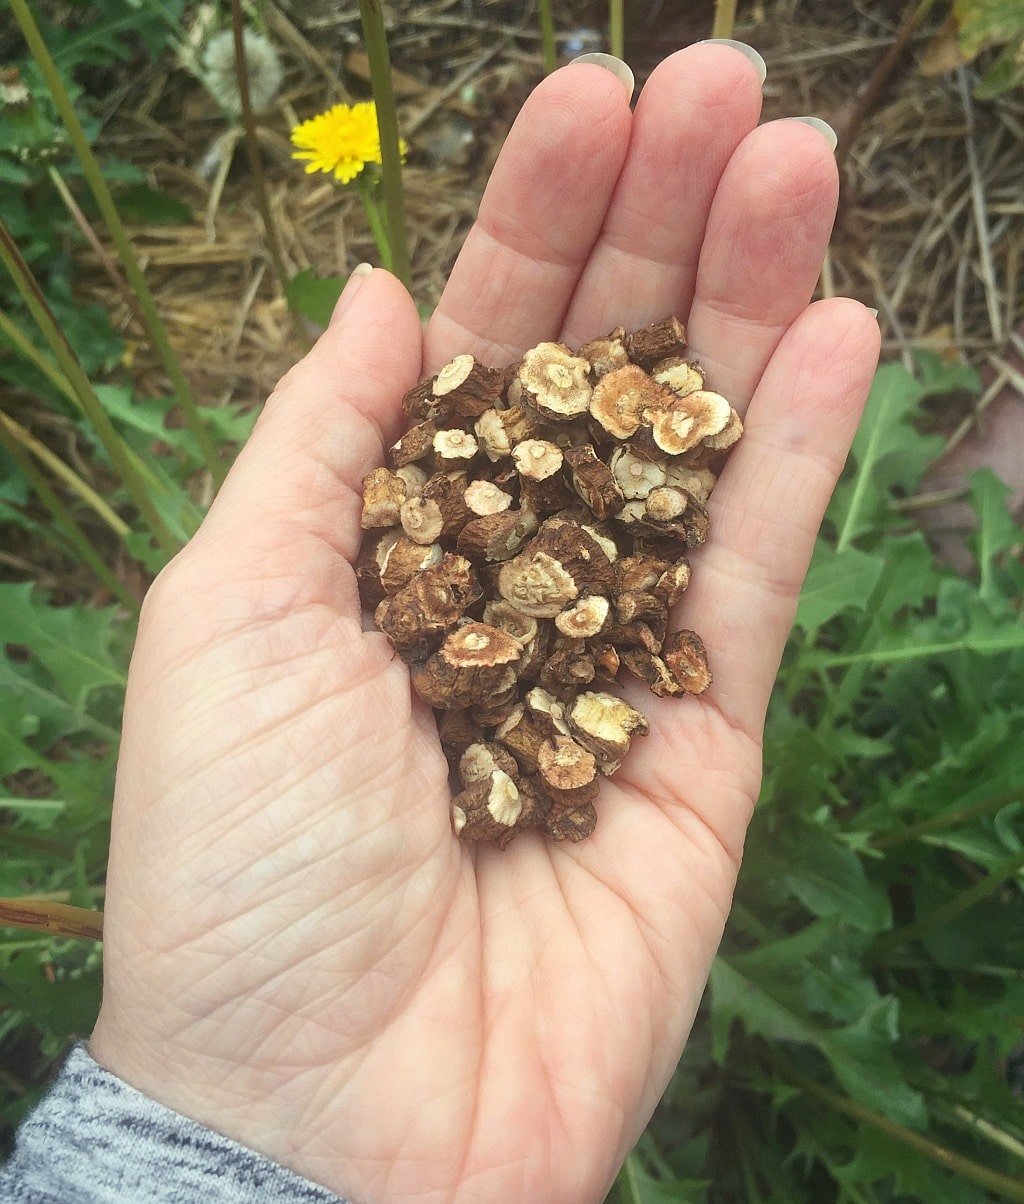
[0,1041,348,1203]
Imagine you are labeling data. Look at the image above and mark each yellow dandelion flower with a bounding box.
[290,101,407,185]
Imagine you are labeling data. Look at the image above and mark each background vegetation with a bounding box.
[2,1,1023,1199]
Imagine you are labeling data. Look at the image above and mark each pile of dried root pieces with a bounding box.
[357,317,742,847]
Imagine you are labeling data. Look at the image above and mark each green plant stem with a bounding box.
[609,0,624,60]
[0,309,78,404]
[47,166,145,328]
[835,0,941,170]
[873,788,1022,849]
[356,176,393,271]
[712,0,738,39]
[0,419,137,611]
[537,0,557,73]
[0,897,103,943]
[0,411,129,540]
[357,0,412,291]
[0,309,174,500]
[0,219,178,558]
[8,0,225,485]
[774,1061,1024,1203]
[229,0,288,292]
[877,849,1024,952]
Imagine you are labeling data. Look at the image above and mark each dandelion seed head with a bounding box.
[202,29,283,115]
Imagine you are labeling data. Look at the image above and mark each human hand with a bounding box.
[90,47,880,1204]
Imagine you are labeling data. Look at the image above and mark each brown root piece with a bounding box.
[544,803,597,842]
[359,317,740,847]
[652,356,705,397]
[452,770,523,847]
[376,561,472,657]
[662,630,713,695]
[591,365,674,440]
[465,480,513,516]
[361,468,407,529]
[390,420,437,467]
[624,316,687,367]
[432,355,503,416]
[580,328,629,380]
[379,537,444,595]
[460,741,520,788]
[648,390,732,455]
[564,444,626,519]
[458,510,537,563]
[537,735,598,797]
[413,622,521,708]
[610,446,667,499]
[569,691,649,764]
[518,343,592,421]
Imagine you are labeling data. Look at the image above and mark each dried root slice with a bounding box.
[452,770,523,848]
[652,356,705,397]
[662,630,712,695]
[591,365,675,440]
[413,622,522,708]
[518,343,592,421]
[648,390,732,455]
[358,313,742,847]
[569,691,649,766]
[580,329,629,379]
[361,468,407,529]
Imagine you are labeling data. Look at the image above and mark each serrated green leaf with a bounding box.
[711,958,926,1127]
[776,830,891,932]
[0,584,124,712]
[608,1152,707,1204]
[795,544,885,630]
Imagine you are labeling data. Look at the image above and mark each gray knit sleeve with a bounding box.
[0,1042,348,1203]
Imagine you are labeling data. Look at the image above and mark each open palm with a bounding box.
[90,47,880,1204]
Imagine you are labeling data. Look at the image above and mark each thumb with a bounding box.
[199,266,423,567]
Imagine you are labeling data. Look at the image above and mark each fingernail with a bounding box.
[784,116,838,152]
[570,52,635,98]
[867,307,879,319]
[331,262,373,324]
[696,39,766,85]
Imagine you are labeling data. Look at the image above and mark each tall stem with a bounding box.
[0,309,78,405]
[835,0,940,170]
[876,849,1024,952]
[0,410,129,540]
[712,0,738,38]
[47,166,145,328]
[609,0,624,61]
[775,1062,1024,1203]
[873,787,1022,850]
[229,0,288,292]
[0,309,176,500]
[538,0,557,73]
[357,176,393,271]
[8,0,224,484]
[0,220,178,558]
[357,0,412,291]
[0,897,104,943]
[0,418,138,611]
